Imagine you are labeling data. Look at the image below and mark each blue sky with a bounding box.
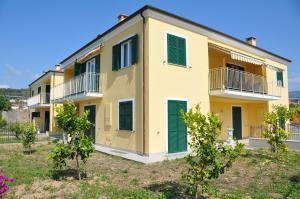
[0,0,299,90]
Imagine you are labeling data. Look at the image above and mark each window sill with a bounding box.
[164,61,188,68]
[117,129,135,133]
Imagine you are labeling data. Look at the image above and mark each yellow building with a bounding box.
[50,5,290,162]
[27,66,64,136]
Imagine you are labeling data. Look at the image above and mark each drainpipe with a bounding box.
[140,11,146,155]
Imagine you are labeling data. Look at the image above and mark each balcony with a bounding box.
[209,67,281,100]
[27,92,50,108]
[51,72,102,103]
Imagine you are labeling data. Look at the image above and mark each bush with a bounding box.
[264,105,300,154]
[10,122,22,139]
[181,104,244,198]
[49,100,94,180]
[20,122,37,153]
[0,117,7,128]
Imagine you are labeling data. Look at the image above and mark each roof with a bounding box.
[60,5,291,65]
[28,70,63,87]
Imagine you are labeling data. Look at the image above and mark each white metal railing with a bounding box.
[51,72,101,101]
[209,67,281,97]
[27,92,50,106]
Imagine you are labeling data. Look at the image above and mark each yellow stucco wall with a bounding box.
[146,18,210,154]
[210,97,268,140]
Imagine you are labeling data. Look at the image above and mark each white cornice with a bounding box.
[145,9,290,65]
[61,15,142,68]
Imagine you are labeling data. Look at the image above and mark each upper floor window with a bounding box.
[167,33,186,67]
[276,71,284,87]
[74,55,100,77]
[31,90,34,97]
[112,34,138,71]
[86,57,96,73]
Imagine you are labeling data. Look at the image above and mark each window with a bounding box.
[112,34,138,71]
[118,99,134,131]
[276,71,284,87]
[86,58,96,73]
[167,33,186,66]
[38,86,41,94]
[121,41,132,68]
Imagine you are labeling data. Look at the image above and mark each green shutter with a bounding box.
[80,62,86,74]
[74,62,81,76]
[168,100,187,153]
[277,71,283,87]
[119,101,133,131]
[131,34,138,64]
[167,34,186,67]
[112,44,121,71]
[95,55,100,73]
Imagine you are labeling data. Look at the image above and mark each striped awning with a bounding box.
[230,51,264,65]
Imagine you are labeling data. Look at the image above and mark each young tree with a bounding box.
[0,95,11,126]
[263,104,300,154]
[181,104,244,198]
[49,100,94,180]
[20,122,37,153]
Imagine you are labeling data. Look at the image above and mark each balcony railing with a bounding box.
[27,92,50,107]
[209,67,281,97]
[51,72,101,101]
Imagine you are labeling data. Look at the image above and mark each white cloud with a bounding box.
[2,64,22,76]
[0,84,9,89]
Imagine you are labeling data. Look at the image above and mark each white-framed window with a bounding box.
[86,57,96,73]
[118,98,134,131]
[121,40,132,68]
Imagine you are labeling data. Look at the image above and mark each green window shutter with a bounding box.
[80,62,86,74]
[119,101,133,131]
[112,44,121,71]
[131,34,138,64]
[74,62,81,76]
[95,55,100,73]
[276,71,283,87]
[167,34,186,66]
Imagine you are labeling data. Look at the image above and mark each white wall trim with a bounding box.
[165,97,189,154]
[117,98,135,132]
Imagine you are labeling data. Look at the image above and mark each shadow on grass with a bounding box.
[145,181,202,199]
[50,168,87,180]
[23,149,36,155]
[283,172,300,198]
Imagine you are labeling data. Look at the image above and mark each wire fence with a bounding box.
[250,124,300,141]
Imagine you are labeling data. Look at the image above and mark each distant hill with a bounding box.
[0,88,30,99]
[289,91,300,99]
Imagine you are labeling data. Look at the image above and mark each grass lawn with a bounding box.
[0,143,300,199]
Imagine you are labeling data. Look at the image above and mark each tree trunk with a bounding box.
[75,152,81,180]
[195,185,198,199]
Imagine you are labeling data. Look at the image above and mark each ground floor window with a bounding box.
[118,99,134,131]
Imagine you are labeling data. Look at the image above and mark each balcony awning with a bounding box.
[230,51,264,65]
[78,46,102,62]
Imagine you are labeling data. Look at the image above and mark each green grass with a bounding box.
[0,143,300,198]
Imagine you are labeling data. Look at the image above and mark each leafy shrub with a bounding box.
[0,117,7,128]
[264,105,300,153]
[181,104,244,198]
[49,100,94,180]
[10,122,22,139]
[20,122,37,153]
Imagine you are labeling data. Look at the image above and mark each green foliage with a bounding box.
[19,122,37,153]
[264,105,300,153]
[0,95,11,112]
[0,117,7,128]
[10,122,22,139]
[181,104,244,198]
[49,100,94,180]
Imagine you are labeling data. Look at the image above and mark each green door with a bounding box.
[232,106,242,140]
[168,100,187,153]
[84,105,96,143]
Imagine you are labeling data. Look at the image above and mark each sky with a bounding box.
[0,0,300,90]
